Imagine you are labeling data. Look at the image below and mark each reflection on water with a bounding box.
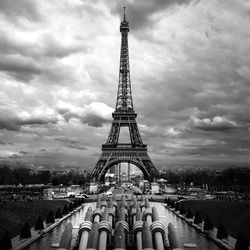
[25,202,222,250]
[151,202,223,250]
[24,206,88,250]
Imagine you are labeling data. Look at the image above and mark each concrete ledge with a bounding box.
[161,203,236,250]
[11,204,85,250]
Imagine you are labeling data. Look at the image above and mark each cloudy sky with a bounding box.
[0,0,250,171]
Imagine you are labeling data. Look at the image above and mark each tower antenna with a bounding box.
[123,6,126,21]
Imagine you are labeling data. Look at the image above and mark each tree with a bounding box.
[203,215,214,231]
[216,222,228,239]
[51,177,59,186]
[68,202,74,212]
[55,208,62,218]
[36,171,51,184]
[13,168,30,185]
[34,216,44,230]
[167,198,171,206]
[1,231,12,250]
[0,166,12,185]
[235,231,248,250]
[180,205,186,215]
[194,211,202,224]
[175,203,180,211]
[20,222,31,238]
[46,210,55,224]
[62,204,68,215]
[186,208,193,219]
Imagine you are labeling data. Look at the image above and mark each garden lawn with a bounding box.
[0,200,71,240]
[180,200,250,244]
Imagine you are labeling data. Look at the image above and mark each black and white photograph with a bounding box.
[0,0,250,249]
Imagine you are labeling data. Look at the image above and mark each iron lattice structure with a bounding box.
[91,9,158,182]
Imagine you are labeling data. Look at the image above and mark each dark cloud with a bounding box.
[0,119,21,131]
[54,137,80,144]
[0,32,90,59]
[65,144,87,150]
[34,155,55,159]
[40,35,91,59]
[0,110,58,132]
[0,52,86,85]
[6,151,28,159]
[0,55,42,81]
[0,0,42,24]
[81,114,110,128]
[54,136,87,151]
[109,0,195,31]
[19,117,58,126]
[19,151,27,155]
[0,141,8,145]
[0,31,91,84]
[9,153,22,159]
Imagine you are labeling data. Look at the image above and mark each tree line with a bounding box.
[0,166,89,186]
[159,166,250,186]
[0,165,250,186]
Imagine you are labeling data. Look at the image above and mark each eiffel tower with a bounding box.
[91,8,158,183]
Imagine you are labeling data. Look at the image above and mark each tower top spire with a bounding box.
[120,7,129,31]
[123,6,126,21]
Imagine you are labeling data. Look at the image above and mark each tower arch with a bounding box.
[98,159,150,183]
